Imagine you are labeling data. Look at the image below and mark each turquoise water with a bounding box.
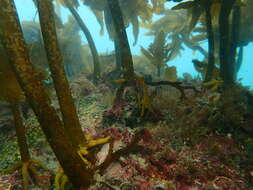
[15,0,253,88]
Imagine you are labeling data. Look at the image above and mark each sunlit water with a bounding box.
[14,0,253,88]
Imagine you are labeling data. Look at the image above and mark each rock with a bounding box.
[69,76,96,100]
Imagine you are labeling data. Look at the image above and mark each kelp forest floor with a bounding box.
[1,75,253,190]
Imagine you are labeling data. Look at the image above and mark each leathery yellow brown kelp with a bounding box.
[113,73,201,117]
[3,159,48,190]
[114,75,153,117]
[54,128,148,189]
[135,76,153,117]
[1,104,49,190]
[55,134,111,189]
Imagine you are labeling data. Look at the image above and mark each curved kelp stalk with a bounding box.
[106,0,135,81]
[0,0,94,188]
[219,0,236,87]
[63,0,101,83]
[203,0,215,82]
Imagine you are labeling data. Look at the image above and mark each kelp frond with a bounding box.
[203,79,223,92]
[77,136,111,168]
[55,167,69,190]
[136,76,153,117]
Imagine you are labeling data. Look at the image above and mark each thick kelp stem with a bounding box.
[204,1,215,82]
[106,0,135,81]
[64,0,101,83]
[114,41,122,71]
[104,7,122,72]
[0,1,93,188]
[219,0,236,86]
[36,0,87,147]
[230,4,241,80]
[11,104,30,190]
[11,104,30,163]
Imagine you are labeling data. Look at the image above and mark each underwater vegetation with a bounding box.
[0,0,253,189]
[141,30,171,77]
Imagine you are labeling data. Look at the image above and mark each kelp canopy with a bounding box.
[0,0,253,189]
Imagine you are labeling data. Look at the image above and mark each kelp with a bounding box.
[81,0,164,45]
[170,0,244,86]
[22,19,87,79]
[141,30,171,77]
[56,0,101,82]
[146,9,207,59]
[106,0,135,80]
[192,59,220,81]
[0,45,25,104]
[219,0,237,86]
[37,0,89,149]
[0,0,94,188]
[0,56,48,189]
[171,0,204,33]
[229,3,241,81]
[145,9,188,36]
[203,0,215,82]
[1,1,152,188]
